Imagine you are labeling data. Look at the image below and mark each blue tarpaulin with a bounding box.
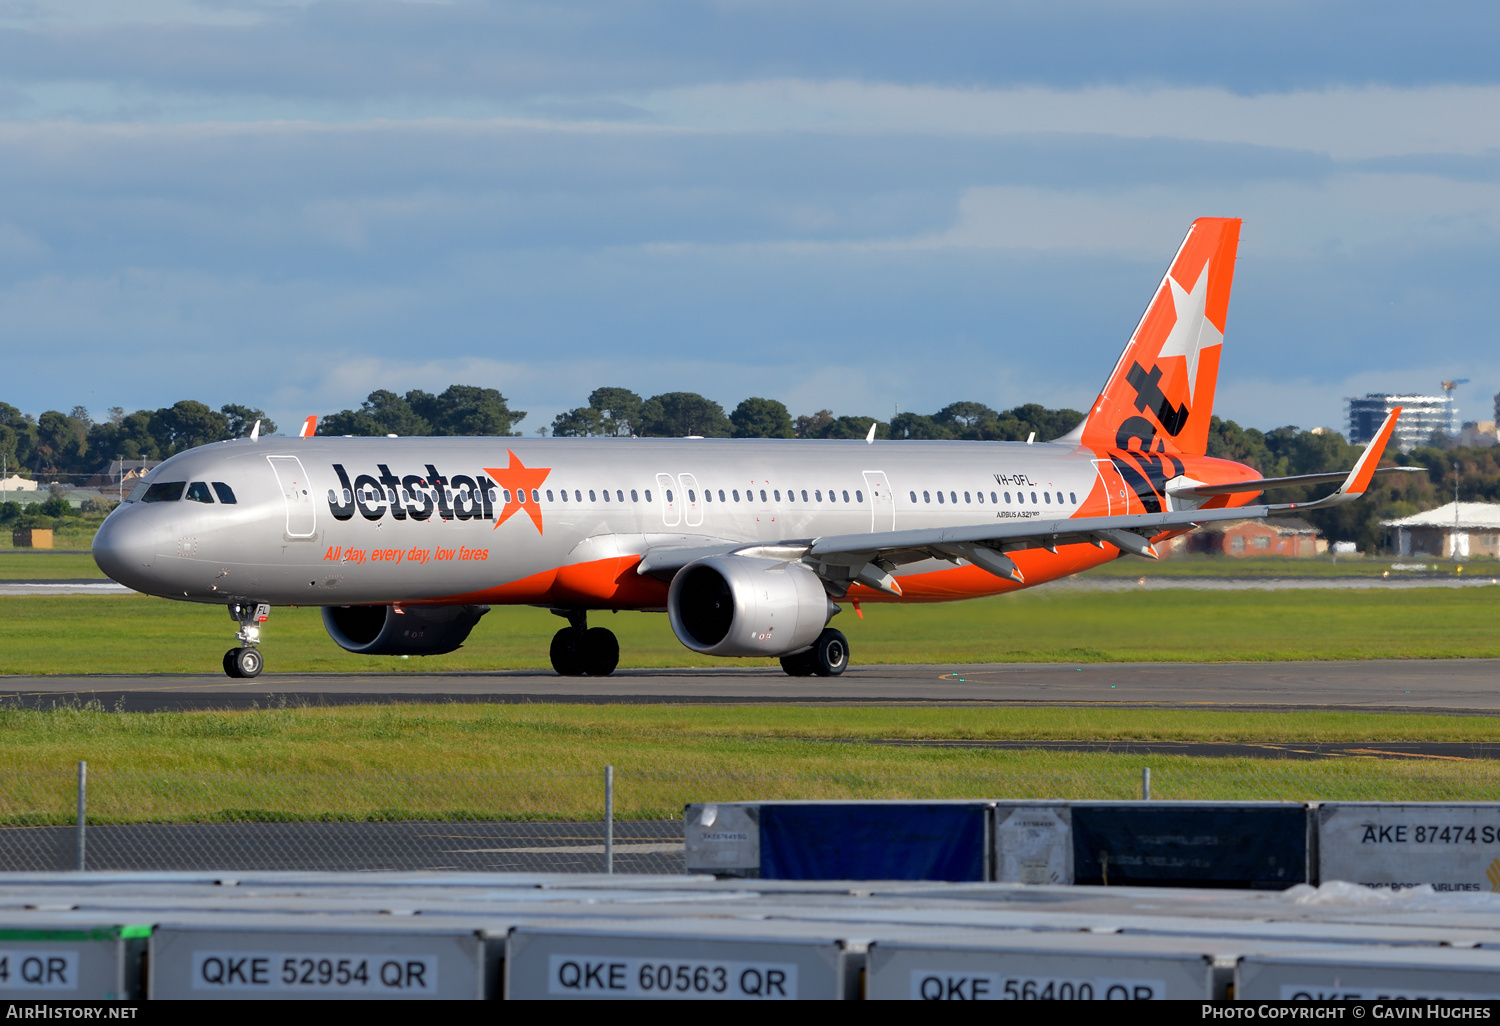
[759,803,986,881]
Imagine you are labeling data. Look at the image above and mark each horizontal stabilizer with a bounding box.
[1172,465,1424,498]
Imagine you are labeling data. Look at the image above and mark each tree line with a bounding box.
[8,382,1495,556]
[0,401,274,479]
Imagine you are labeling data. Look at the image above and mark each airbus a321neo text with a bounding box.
[93,218,1410,679]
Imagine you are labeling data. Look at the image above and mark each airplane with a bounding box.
[93,217,1412,680]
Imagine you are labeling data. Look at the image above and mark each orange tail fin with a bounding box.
[1079,217,1241,457]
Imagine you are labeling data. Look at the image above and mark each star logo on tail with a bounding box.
[483,450,551,534]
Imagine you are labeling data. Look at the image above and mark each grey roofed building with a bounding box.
[1381,501,1500,559]
[1346,393,1454,450]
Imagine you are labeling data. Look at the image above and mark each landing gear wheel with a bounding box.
[550,628,585,676]
[779,650,816,677]
[222,649,242,679]
[231,646,263,679]
[580,627,619,677]
[811,628,848,677]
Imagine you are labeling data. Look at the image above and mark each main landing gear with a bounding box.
[779,628,849,678]
[549,609,619,677]
[223,601,270,679]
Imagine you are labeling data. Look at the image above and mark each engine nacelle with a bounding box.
[322,603,489,656]
[668,555,836,657]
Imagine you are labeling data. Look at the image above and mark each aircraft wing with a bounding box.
[636,409,1403,596]
[638,503,1268,594]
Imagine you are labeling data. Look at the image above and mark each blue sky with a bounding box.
[3,1,1499,436]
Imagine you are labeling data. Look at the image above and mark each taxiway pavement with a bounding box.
[4,659,1500,713]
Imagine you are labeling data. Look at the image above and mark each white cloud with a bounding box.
[642,80,1500,161]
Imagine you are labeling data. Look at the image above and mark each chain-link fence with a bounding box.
[2,754,1498,873]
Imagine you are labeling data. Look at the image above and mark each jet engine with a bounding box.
[322,603,489,656]
[667,555,837,657]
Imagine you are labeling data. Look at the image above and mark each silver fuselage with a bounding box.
[92,436,1118,608]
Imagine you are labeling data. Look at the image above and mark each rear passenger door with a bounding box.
[678,473,704,527]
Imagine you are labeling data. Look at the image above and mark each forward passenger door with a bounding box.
[679,473,704,527]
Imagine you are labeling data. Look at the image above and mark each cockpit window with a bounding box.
[141,481,185,503]
[212,482,237,504]
[185,481,215,504]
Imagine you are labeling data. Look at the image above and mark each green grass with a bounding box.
[0,704,1496,822]
[4,585,1500,675]
[0,551,104,578]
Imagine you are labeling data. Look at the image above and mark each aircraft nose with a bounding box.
[92,508,156,590]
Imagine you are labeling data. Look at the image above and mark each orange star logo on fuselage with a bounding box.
[483,450,552,534]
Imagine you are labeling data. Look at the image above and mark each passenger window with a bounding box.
[964,491,971,504]
[142,481,185,503]
[801,489,808,501]
[855,490,863,502]
[686,490,694,502]
[546,489,554,502]
[560,490,568,501]
[602,489,611,502]
[211,482,236,504]
[923,491,930,503]
[842,490,850,503]
[616,490,623,502]
[1044,492,1051,503]
[645,489,653,502]
[760,489,767,502]
[1031,491,1038,503]
[631,489,639,502]
[665,489,672,502]
[733,489,740,501]
[504,489,513,503]
[575,490,583,502]
[950,491,957,504]
[590,490,598,502]
[1070,492,1076,504]
[815,490,823,502]
[719,490,726,502]
[977,491,984,504]
[991,492,998,504]
[704,489,712,502]
[909,491,917,503]
[937,491,944,504]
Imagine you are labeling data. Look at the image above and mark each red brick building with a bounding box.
[1160,517,1324,558]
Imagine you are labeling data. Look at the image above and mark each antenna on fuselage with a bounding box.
[249,420,260,442]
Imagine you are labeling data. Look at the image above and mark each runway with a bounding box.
[4,659,1500,713]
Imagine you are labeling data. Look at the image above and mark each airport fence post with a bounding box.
[1142,766,1151,801]
[604,765,614,875]
[75,760,86,871]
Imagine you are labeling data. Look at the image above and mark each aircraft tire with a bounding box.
[233,646,264,679]
[549,628,586,676]
[811,629,849,677]
[779,650,816,677]
[581,627,620,677]
[222,649,242,679]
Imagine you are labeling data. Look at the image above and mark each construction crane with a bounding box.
[1442,378,1470,395]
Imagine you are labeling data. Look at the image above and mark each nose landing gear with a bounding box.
[548,609,619,677]
[223,601,270,679]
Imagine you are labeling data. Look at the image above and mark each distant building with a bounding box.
[0,475,37,493]
[1382,502,1500,559]
[1458,420,1498,448]
[84,459,161,489]
[1347,393,1454,450]
[1161,517,1325,558]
